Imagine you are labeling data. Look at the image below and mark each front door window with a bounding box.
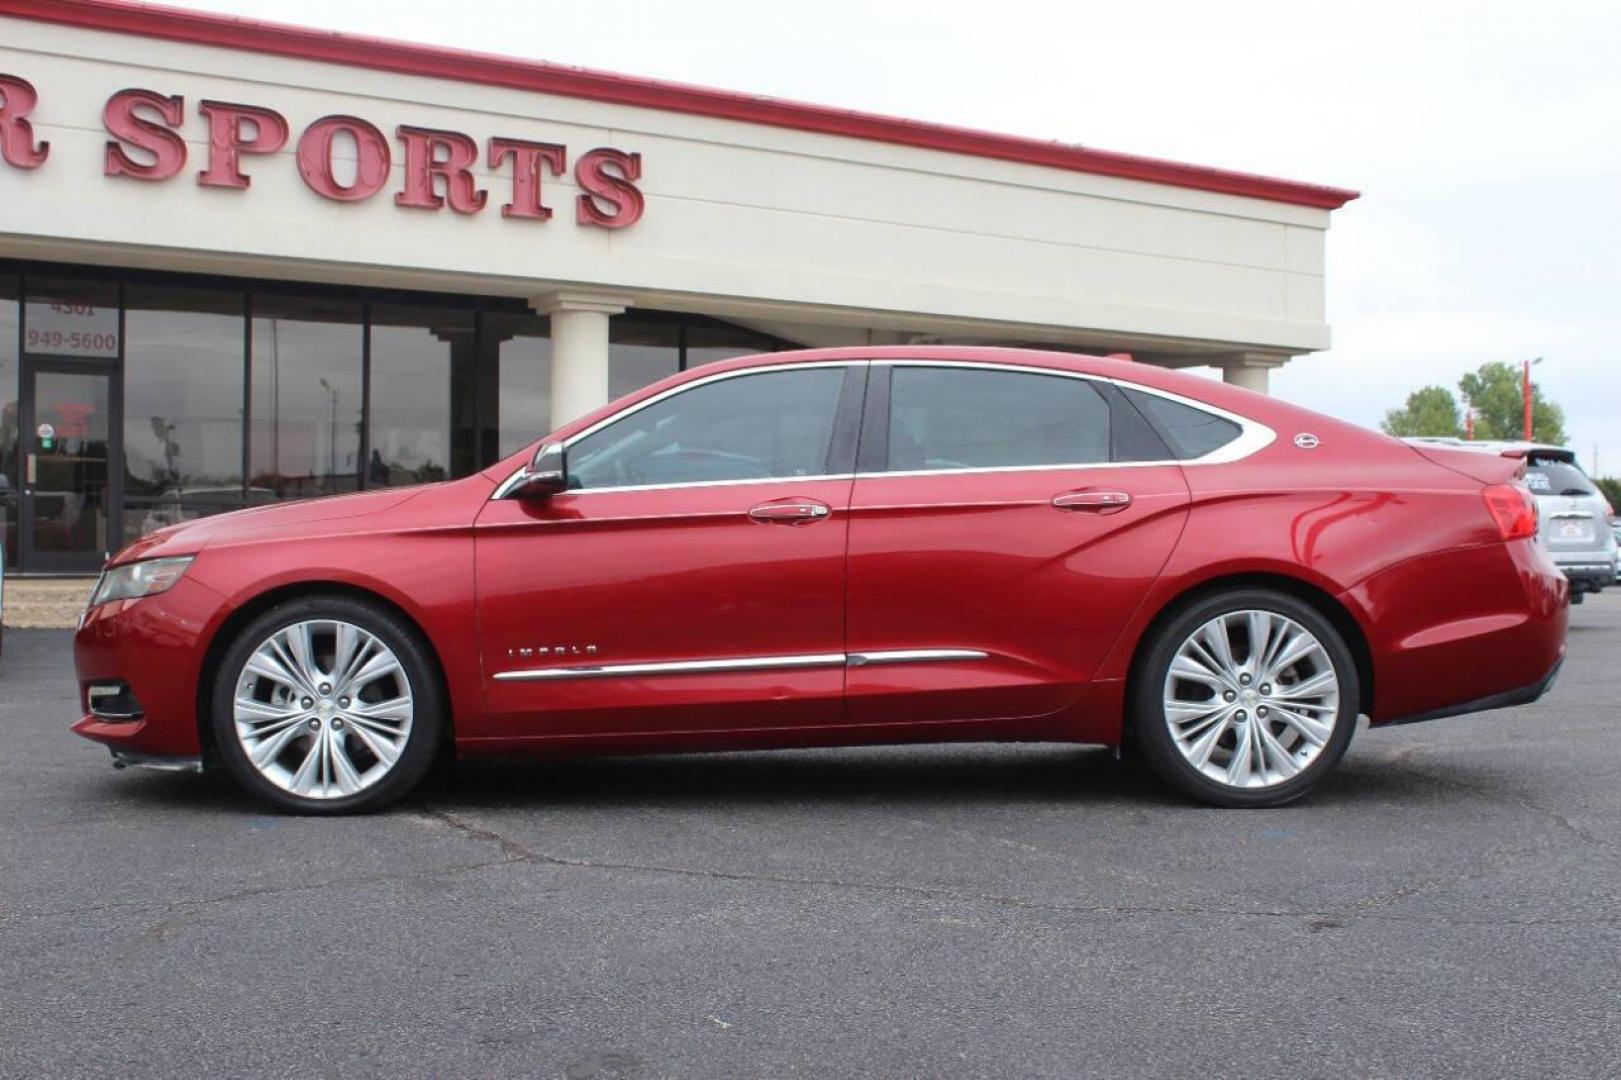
[568,367,847,489]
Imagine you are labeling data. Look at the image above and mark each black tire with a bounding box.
[1132,588,1359,808]
[210,595,445,815]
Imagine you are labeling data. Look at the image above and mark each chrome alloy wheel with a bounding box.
[1161,609,1340,790]
[232,619,415,800]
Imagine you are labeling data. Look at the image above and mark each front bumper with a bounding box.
[71,576,228,759]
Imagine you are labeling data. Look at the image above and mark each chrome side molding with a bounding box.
[846,649,989,666]
[492,653,847,682]
[493,648,988,682]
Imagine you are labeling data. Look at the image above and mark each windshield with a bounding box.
[1525,457,1595,497]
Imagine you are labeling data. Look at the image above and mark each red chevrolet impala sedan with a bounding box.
[73,347,1567,812]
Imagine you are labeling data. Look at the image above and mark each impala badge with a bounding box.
[508,644,598,660]
[1294,433,1320,450]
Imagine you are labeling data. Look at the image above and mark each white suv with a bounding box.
[1409,438,1618,603]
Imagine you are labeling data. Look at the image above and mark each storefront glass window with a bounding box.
[0,275,17,567]
[684,320,784,369]
[122,286,246,541]
[369,305,471,487]
[486,311,552,459]
[250,294,363,499]
[0,257,804,567]
[19,276,120,567]
[609,314,680,401]
[22,277,121,362]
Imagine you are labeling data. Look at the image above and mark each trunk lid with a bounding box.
[1407,443,1525,486]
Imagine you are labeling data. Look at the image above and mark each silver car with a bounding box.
[1409,438,1617,602]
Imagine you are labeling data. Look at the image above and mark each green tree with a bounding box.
[1381,385,1464,438]
[1595,476,1621,512]
[1458,361,1568,444]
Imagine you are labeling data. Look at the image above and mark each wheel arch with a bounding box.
[194,580,456,765]
[1123,571,1375,734]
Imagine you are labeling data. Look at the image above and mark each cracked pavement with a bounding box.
[2,597,1618,1078]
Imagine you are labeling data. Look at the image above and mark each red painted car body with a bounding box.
[72,346,1568,773]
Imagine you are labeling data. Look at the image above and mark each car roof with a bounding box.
[695,345,1259,407]
[482,344,1402,480]
[700,344,1127,372]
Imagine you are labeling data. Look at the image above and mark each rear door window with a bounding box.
[883,367,1110,471]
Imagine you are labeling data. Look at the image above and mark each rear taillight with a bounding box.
[1482,484,1538,541]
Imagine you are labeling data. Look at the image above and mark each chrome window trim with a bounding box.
[496,466,852,500]
[497,360,866,499]
[492,460,548,500]
[878,359,1275,469]
[493,647,986,682]
[1106,377,1275,465]
[846,649,989,666]
[560,472,854,498]
[856,460,1183,481]
[495,356,1274,499]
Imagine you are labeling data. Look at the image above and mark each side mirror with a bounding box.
[510,443,569,499]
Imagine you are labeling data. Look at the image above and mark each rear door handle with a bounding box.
[748,500,831,524]
[1053,490,1132,513]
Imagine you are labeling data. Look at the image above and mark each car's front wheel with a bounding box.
[1133,588,1359,808]
[210,595,445,814]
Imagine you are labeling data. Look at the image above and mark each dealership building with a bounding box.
[0,0,1357,574]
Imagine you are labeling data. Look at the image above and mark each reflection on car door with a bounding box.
[474,363,865,741]
[844,363,1191,727]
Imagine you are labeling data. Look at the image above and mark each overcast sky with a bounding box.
[184,0,1621,474]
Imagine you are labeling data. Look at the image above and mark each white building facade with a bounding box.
[0,0,1356,572]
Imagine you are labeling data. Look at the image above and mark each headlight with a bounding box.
[89,557,196,608]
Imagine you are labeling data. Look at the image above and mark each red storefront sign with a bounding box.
[0,74,644,228]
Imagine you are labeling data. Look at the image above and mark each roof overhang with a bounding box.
[0,0,1360,210]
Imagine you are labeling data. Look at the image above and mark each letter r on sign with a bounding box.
[0,74,50,169]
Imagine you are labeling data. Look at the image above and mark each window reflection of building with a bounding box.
[369,305,473,487]
[123,285,245,541]
[485,311,551,460]
[610,313,681,400]
[249,294,363,500]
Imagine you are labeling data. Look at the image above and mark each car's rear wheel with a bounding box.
[1132,588,1359,808]
[210,595,444,814]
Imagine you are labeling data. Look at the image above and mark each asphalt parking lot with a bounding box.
[2,597,1618,1079]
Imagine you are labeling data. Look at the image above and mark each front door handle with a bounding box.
[1053,490,1132,513]
[748,500,831,524]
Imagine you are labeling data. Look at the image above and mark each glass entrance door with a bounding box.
[19,360,120,572]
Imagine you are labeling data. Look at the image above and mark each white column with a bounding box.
[530,290,631,428]
[1216,351,1290,395]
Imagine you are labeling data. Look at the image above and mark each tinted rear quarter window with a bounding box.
[1121,388,1242,460]
[886,367,1110,471]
